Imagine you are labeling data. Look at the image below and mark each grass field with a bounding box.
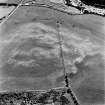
[0,1,105,105]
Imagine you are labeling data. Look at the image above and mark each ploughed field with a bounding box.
[0,3,105,105]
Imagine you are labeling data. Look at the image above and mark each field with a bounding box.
[0,1,105,105]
